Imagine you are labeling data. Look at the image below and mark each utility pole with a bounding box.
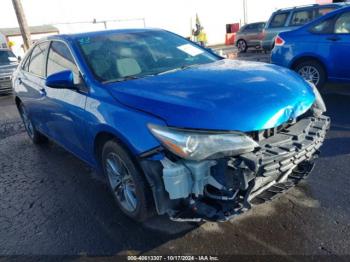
[243,0,248,25]
[12,0,31,50]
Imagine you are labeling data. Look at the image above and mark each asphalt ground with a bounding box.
[0,52,349,259]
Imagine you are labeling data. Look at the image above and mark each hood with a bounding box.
[107,59,315,132]
[0,63,18,77]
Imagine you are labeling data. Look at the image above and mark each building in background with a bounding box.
[0,25,59,57]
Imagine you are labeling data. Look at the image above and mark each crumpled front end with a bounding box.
[140,107,330,222]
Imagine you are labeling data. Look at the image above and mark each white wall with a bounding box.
[1,0,316,45]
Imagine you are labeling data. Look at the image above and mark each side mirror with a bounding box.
[46,70,75,89]
[17,56,22,62]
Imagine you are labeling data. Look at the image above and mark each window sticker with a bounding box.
[78,37,91,45]
[177,44,204,56]
[8,57,18,62]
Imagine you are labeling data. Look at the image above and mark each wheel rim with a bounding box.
[105,152,138,213]
[298,66,320,86]
[238,40,246,52]
[20,106,34,139]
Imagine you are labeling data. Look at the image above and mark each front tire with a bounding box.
[237,40,248,53]
[18,103,48,144]
[294,60,326,89]
[101,140,153,222]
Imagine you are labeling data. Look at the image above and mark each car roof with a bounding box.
[274,3,346,13]
[45,28,165,42]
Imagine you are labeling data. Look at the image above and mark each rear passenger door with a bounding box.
[17,41,50,133]
[44,41,89,158]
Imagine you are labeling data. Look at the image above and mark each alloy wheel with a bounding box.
[237,40,247,52]
[105,152,138,212]
[297,66,320,86]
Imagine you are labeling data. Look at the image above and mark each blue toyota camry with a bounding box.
[13,29,330,222]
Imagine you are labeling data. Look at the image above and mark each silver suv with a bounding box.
[261,3,345,51]
[0,49,18,94]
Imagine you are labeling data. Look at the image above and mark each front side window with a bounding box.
[290,10,314,26]
[334,12,350,34]
[47,41,80,84]
[28,42,49,77]
[270,12,290,28]
[77,30,219,83]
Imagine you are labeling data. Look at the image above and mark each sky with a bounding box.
[1,0,316,44]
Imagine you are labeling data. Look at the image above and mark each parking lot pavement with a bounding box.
[0,75,350,256]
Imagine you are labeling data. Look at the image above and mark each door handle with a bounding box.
[327,36,341,42]
[39,88,46,96]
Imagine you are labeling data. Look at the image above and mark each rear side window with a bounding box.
[316,7,337,18]
[258,23,266,30]
[335,12,350,34]
[269,12,290,28]
[310,17,335,34]
[290,10,314,26]
[47,41,80,84]
[28,42,49,77]
[246,24,258,30]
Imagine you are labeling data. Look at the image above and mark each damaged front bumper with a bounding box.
[141,115,330,222]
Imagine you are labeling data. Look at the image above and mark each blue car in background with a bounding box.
[13,29,330,222]
[271,6,350,89]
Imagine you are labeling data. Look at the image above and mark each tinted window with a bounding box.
[257,23,266,30]
[270,12,289,28]
[290,10,314,26]
[0,50,17,65]
[47,41,80,84]
[246,24,258,30]
[310,17,335,34]
[335,12,350,34]
[28,42,49,77]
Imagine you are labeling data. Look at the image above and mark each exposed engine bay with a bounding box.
[141,114,330,222]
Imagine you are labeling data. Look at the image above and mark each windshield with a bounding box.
[0,50,17,65]
[77,30,219,83]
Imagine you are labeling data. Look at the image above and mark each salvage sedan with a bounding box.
[13,29,330,222]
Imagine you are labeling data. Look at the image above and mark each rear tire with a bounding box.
[237,40,248,53]
[101,139,153,222]
[18,103,48,144]
[294,60,326,90]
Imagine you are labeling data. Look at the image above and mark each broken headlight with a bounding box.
[309,82,326,116]
[148,124,259,161]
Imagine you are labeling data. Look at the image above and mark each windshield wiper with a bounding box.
[157,64,200,75]
[102,75,142,84]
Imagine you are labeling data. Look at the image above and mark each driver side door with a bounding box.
[44,40,89,160]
